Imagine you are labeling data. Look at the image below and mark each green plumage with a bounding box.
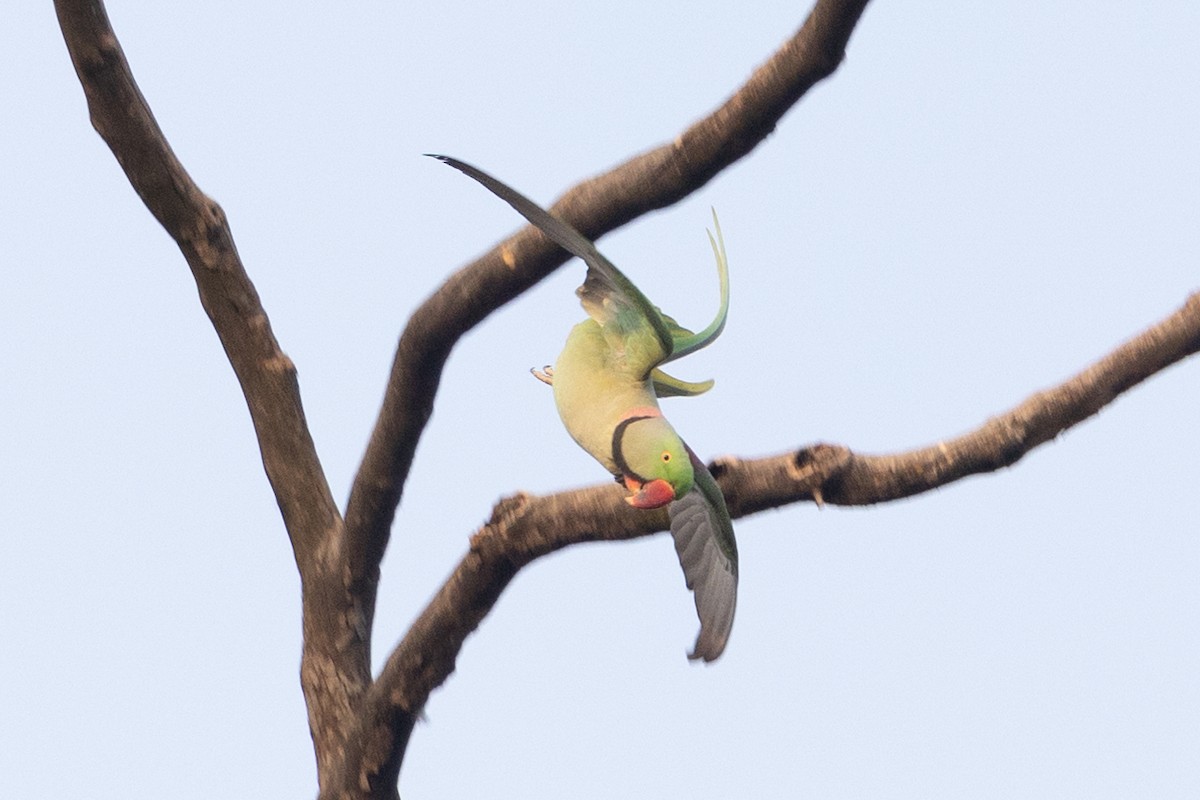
[432,155,738,662]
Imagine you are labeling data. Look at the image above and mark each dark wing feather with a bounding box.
[429,154,673,374]
[668,445,738,662]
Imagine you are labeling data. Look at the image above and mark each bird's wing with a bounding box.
[668,444,738,662]
[429,155,673,377]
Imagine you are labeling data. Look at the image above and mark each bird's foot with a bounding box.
[531,365,554,385]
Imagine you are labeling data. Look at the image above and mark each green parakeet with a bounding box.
[431,155,738,662]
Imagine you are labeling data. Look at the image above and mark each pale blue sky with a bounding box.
[3,2,1198,798]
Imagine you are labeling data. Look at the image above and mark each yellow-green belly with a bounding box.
[552,320,660,474]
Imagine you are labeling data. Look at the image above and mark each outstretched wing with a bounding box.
[429,154,673,376]
[668,444,738,662]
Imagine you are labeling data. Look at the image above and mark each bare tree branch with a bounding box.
[360,292,1199,760]
[52,0,338,558]
[341,0,873,591]
[53,0,370,786]
[718,292,1200,511]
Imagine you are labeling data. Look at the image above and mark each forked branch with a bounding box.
[59,1,1198,799]
[55,0,877,794]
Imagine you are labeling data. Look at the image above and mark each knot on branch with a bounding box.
[791,443,850,479]
[708,452,741,503]
[485,491,532,528]
[790,442,853,507]
[470,492,534,562]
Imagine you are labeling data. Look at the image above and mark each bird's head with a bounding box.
[613,414,694,509]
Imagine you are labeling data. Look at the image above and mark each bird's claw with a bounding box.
[531,365,555,385]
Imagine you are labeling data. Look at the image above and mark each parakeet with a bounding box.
[431,155,737,662]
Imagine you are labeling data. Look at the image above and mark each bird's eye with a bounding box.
[661,451,671,462]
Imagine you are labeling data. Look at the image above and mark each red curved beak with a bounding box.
[623,476,675,509]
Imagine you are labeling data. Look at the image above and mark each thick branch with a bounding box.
[54,0,366,786]
[342,0,873,589]
[356,290,1200,787]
